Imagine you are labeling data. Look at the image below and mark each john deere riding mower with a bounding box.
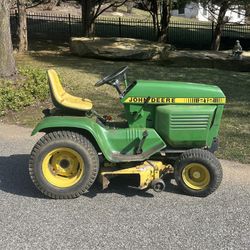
[29,66,226,199]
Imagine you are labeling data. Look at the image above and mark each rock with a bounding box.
[160,50,250,71]
[70,37,173,60]
[167,50,230,61]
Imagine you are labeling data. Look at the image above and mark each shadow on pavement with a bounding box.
[84,175,182,199]
[0,154,45,198]
[0,154,181,199]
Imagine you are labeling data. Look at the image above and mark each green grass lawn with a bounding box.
[2,52,249,164]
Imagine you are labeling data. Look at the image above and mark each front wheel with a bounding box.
[29,131,99,199]
[174,149,223,197]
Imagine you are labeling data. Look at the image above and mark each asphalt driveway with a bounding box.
[0,123,249,250]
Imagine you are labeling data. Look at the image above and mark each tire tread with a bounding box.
[174,149,223,197]
[29,130,99,199]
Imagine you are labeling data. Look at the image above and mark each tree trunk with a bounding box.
[81,0,95,36]
[0,0,16,78]
[211,1,228,51]
[17,0,28,53]
[126,0,134,13]
[158,0,172,43]
[56,0,62,6]
[112,0,117,11]
[150,0,160,37]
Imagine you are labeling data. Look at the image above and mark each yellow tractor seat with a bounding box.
[47,69,93,111]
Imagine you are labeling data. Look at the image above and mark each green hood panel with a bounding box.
[32,116,166,162]
[122,80,226,104]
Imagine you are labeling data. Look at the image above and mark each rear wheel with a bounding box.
[29,131,99,199]
[174,149,222,197]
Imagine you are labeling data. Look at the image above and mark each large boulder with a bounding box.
[70,37,173,60]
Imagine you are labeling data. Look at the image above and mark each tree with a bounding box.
[210,1,229,50]
[15,0,59,53]
[198,0,250,50]
[17,0,28,53]
[81,0,128,36]
[0,0,17,77]
[142,0,173,42]
[159,0,172,42]
[125,0,134,13]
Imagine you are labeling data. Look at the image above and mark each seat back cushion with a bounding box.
[48,69,65,102]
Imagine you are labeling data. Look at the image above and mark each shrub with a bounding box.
[0,67,49,116]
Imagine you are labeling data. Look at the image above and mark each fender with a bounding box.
[32,116,166,163]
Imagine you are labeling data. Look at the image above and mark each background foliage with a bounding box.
[0,67,48,115]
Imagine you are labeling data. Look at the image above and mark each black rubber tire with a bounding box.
[174,149,223,197]
[29,130,99,199]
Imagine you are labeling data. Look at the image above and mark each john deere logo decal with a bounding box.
[124,97,226,104]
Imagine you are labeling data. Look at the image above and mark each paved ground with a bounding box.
[0,123,249,250]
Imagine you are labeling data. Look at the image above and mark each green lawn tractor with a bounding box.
[29,66,226,199]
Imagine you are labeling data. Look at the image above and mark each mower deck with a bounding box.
[99,161,173,191]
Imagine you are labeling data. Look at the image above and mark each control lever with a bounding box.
[135,130,148,155]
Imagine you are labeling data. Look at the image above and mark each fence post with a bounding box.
[68,13,72,40]
[211,21,214,43]
[119,17,122,37]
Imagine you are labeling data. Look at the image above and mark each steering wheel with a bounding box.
[95,66,128,87]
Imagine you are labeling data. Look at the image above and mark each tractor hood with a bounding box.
[122,80,226,105]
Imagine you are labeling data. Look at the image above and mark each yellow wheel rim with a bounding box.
[42,147,84,188]
[182,163,210,190]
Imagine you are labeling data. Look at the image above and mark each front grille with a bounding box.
[170,114,210,130]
